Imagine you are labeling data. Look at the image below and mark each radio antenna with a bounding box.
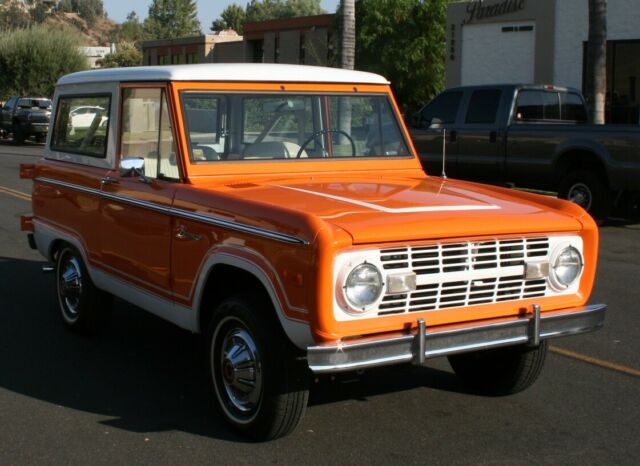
[441,127,447,179]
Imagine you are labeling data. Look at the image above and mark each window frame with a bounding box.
[179,90,413,164]
[50,92,112,159]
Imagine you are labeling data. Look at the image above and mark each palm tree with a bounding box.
[338,0,356,144]
[340,0,355,70]
[585,0,607,124]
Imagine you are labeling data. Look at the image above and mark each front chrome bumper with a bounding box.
[307,304,606,373]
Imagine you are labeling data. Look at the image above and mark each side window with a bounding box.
[465,89,502,124]
[515,90,560,121]
[561,93,588,123]
[5,97,17,109]
[182,93,224,161]
[51,94,111,158]
[121,88,179,180]
[420,91,463,125]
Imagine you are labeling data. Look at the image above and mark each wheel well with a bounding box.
[555,150,609,187]
[199,264,277,334]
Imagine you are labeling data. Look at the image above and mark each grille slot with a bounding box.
[377,237,550,316]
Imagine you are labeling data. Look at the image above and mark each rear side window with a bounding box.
[420,91,463,124]
[465,90,502,124]
[515,90,560,121]
[561,93,588,122]
[51,95,111,158]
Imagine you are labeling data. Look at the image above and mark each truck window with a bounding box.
[121,88,179,180]
[515,90,560,121]
[51,94,111,158]
[560,93,588,122]
[420,91,462,125]
[465,90,501,124]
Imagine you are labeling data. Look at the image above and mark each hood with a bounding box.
[205,176,584,244]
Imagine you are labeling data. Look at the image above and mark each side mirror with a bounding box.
[429,118,443,130]
[119,157,145,177]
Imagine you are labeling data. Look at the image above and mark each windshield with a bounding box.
[18,98,51,109]
[181,92,410,162]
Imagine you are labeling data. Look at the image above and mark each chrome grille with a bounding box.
[378,237,550,316]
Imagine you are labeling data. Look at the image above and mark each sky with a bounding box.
[102,0,340,30]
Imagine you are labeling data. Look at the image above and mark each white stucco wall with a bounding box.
[553,0,639,89]
[461,21,535,86]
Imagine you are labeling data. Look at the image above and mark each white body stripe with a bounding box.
[277,185,501,214]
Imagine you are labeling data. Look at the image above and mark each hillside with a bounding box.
[44,12,117,46]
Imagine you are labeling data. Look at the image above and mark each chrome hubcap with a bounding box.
[59,255,82,319]
[219,327,262,414]
[567,182,592,211]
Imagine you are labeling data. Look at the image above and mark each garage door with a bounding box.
[461,21,535,86]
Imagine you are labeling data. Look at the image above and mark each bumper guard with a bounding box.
[307,304,606,373]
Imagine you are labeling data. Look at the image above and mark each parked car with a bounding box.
[0,96,51,144]
[20,65,605,441]
[409,84,640,221]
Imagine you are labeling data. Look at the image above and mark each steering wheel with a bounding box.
[296,129,356,158]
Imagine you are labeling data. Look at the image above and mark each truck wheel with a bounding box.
[207,295,309,441]
[559,169,611,222]
[448,341,548,396]
[56,245,111,333]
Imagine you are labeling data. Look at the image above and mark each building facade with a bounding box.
[240,14,335,65]
[446,0,640,122]
[142,31,243,66]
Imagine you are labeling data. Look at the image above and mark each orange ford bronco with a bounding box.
[20,64,605,440]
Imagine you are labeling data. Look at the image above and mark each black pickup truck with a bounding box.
[409,84,640,221]
[0,96,51,144]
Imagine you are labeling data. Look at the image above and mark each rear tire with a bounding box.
[448,341,548,396]
[55,245,111,333]
[207,295,309,441]
[559,169,612,223]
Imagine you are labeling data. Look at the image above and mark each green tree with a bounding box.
[0,1,31,31]
[96,42,142,68]
[211,4,245,34]
[144,0,201,39]
[246,0,324,22]
[211,0,325,34]
[112,11,148,44]
[355,0,447,110]
[57,0,105,26]
[0,25,88,98]
[30,2,50,24]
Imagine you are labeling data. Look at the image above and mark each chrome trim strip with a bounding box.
[171,208,308,245]
[307,304,606,373]
[35,176,308,245]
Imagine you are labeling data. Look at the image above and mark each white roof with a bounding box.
[57,63,389,86]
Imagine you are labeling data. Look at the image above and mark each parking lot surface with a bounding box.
[0,141,638,465]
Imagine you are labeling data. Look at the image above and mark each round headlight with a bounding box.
[344,263,383,311]
[551,246,583,289]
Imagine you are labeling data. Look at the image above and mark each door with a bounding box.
[99,86,181,298]
[1,96,17,129]
[409,90,462,177]
[455,89,505,183]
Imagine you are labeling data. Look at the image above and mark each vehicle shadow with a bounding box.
[0,257,471,440]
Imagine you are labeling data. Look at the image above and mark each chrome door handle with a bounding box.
[100,176,119,186]
[176,225,202,241]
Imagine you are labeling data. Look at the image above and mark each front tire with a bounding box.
[207,295,309,441]
[448,341,548,396]
[56,245,111,333]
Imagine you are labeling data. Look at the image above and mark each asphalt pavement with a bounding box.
[0,140,638,465]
